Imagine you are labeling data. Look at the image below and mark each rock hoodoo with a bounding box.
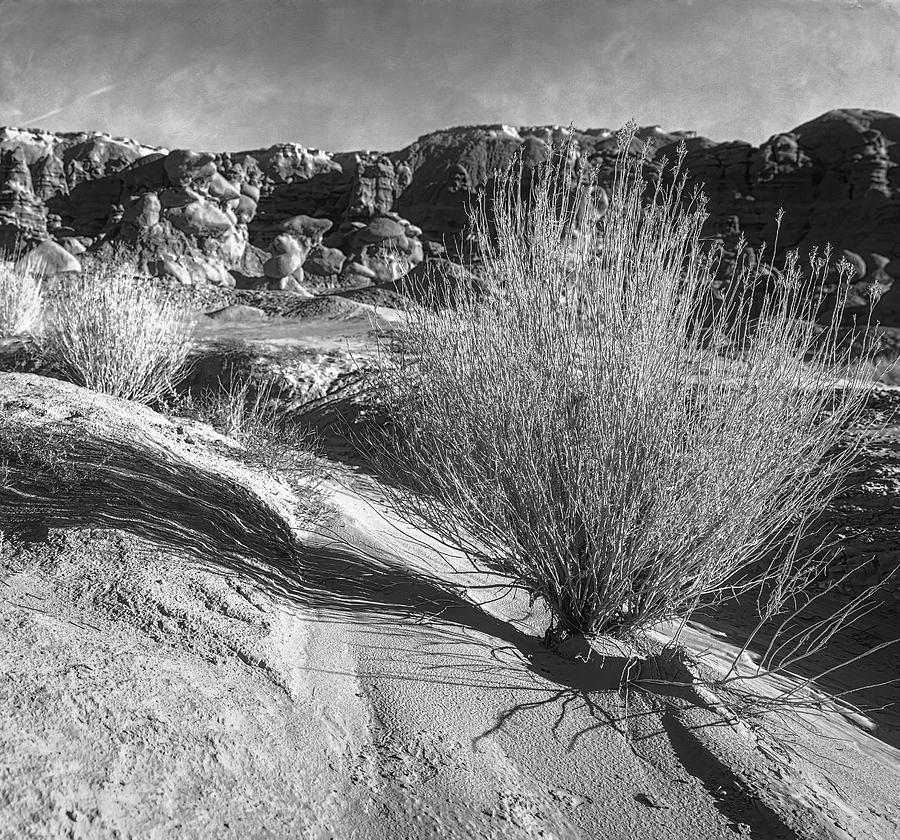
[0,110,899,322]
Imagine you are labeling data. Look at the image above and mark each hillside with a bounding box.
[2,109,900,323]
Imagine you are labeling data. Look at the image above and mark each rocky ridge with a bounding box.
[2,110,900,324]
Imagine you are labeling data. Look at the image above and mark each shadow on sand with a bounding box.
[1,410,877,840]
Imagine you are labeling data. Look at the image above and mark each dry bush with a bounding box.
[854,354,900,387]
[0,260,43,339]
[170,362,325,512]
[370,129,876,644]
[42,256,195,404]
[201,365,284,442]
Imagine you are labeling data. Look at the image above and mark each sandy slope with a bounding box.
[2,463,898,840]
[1,303,898,839]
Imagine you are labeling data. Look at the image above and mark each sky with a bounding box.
[0,0,898,153]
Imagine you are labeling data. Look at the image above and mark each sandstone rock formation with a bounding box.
[0,110,899,322]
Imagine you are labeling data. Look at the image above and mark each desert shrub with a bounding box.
[169,362,325,511]
[370,130,875,643]
[0,261,43,338]
[853,353,900,386]
[42,256,195,404]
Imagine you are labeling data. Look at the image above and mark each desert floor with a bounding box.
[1,298,898,840]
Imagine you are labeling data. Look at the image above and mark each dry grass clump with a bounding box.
[169,359,326,512]
[854,353,900,387]
[42,255,195,404]
[0,260,43,339]
[371,130,875,644]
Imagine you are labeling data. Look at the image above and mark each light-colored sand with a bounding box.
[2,465,898,839]
[1,306,898,839]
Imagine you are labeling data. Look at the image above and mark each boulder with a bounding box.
[122,192,161,230]
[182,256,235,287]
[357,216,406,243]
[207,172,241,202]
[159,187,201,209]
[279,214,333,242]
[156,257,193,286]
[393,258,485,306]
[271,232,301,256]
[235,194,258,224]
[240,182,261,202]
[152,255,233,287]
[167,200,235,238]
[16,239,81,276]
[164,149,217,187]
[842,249,867,280]
[339,260,379,287]
[263,251,304,280]
[303,246,346,277]
[267,274,312,294]
[231,243,268,281]
[57,237,87,256]
[217,228,249,263]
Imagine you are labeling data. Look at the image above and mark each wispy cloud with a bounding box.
[85,84,117,99]
[23,105,66,123]
[23,83,119,126]
[4,1,900,150]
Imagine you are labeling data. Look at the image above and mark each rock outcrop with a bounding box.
[1,110,899,321]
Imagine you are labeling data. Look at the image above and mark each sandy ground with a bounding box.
[1,302,899,840]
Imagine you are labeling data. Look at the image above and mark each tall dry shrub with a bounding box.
[0,261,43,339]
[371,130,874,643]
[42,257,195,404]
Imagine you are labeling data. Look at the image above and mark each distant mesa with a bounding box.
[2,109,900,325]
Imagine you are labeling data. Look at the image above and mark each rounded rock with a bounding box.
[235,194,258,224]
[263,251,304,280]
[842,249,867,280]
[167,200,235,238]
[279,215,333,241]
[207,172,241,202]
[164,149,217,186]
[17,239,81,276]
[358,216,405,243]
[303,246,346,277]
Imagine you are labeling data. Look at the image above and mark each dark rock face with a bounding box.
[0,145,48,246]
[1,110,900,322]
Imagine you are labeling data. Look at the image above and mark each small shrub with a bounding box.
[854,353,900,387]
[0,261,43,339]
[371,130,876,643]
[42,256,195,404]
[170,365,325,513]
